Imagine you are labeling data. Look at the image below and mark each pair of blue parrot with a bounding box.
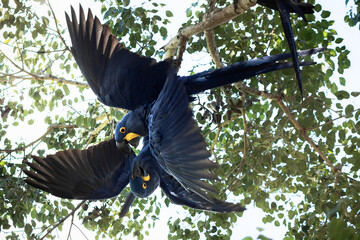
[24,1,322,217]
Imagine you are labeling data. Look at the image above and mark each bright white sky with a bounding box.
[17,0,360,239]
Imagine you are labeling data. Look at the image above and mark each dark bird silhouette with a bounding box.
[24,5,323,217]
[65,6,323,151]
[24,69,246,217]
[256,0,315,98]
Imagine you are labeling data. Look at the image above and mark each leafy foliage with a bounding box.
[345,0,360,28]
[0,0,359,239]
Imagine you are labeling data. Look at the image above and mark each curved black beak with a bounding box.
[128,136,140,149]
[131,161,147,180]
[116,136,141,154]
[116,139,132,154]
[131,161,140,180]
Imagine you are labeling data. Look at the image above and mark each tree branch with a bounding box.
[30,74,89,88]
[0,124,77,153]
[0,49,88,88]
[305,107,360,131]
[276,100,337,173]
[39,200,85,240]
[239,94,248,172]
[72,223,89,240]
[235,82,338,174]
[163,0,257,58]
[85,116,113,147]
[4,73,88,88]
[204,28,224,68]
[66,213,75,240]
[175,37,188,70]
[204,0,224,68]
[210,124,222,152]
[47,0,71,52]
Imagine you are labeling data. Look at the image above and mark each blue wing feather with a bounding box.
[149,69,219,202]
[65,6,172,110]
[160,173,245,212]
[256,0,315,98]
[24,139,135,200]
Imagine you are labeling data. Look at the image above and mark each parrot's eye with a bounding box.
[120,127,126,133]
[142,183,147,189]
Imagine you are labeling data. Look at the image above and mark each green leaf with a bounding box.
[123,0,130,7]
[345,104,354,116]
[165,11,173,17]
[351,91,360,97]
[186,9,192,18]
[339,77,346,86]
[334,90,350,100]
[25,224,32,235]
[159,27,167,38]
[321,10,331,18]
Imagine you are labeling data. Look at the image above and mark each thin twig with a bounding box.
[223,98,248,188]
[0,124,77,153]
[210,124,223,152]
[235,81,282,100]
[306,107,360,131]
[85,117,113,147]
[276,100,337,173]
[66,214,75,240]
[5,74,88,88]
[39,200,85,240]
[72,223,89,240]
[235,82,338,173]
[203,114,241,137]
[204,29,224,68]
[0,49,88,87]
[42,50,66,73]
[47,0,70,51]
[238,94,248,172]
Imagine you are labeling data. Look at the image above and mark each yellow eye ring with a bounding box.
[142,183,147,189]
[120,127,126,133]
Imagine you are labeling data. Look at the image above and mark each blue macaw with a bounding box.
[64,6,323,152]
[24,69,246,216]
[24,4,324,216]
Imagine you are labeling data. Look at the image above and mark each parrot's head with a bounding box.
[115,111,147,153]
[129,159,160,198]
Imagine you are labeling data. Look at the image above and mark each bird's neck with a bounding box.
[133,105,152,136]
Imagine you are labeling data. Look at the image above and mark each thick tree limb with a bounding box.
[204,0,224,68]
[163,0,257,59]
[204,29,225,68]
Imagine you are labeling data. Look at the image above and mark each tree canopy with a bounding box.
[1,0,359,239]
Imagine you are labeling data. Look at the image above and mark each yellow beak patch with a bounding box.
[124,132,140,141]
